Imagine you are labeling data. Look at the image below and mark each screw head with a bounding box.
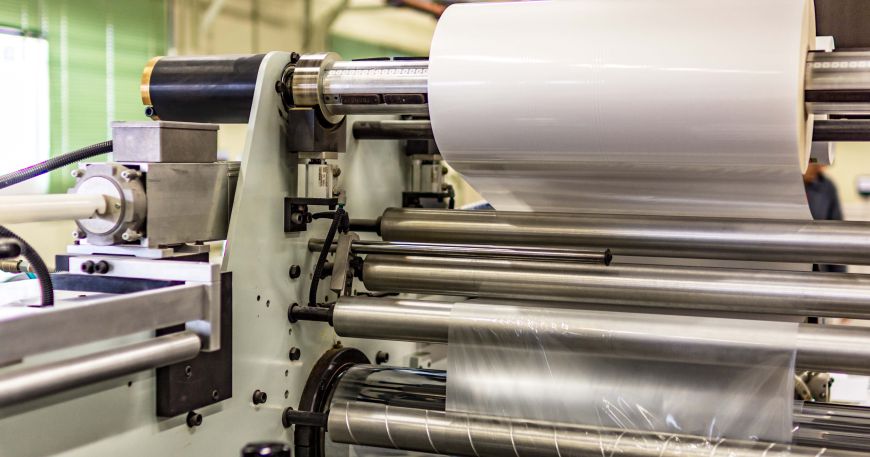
[80,260,96,274]
[252,389,268,405]
[289,265,301,279]
[94,260,110,274]
[72,230,86,240]
[70,169,84,178]
[184,365,192,378]
[288,347,301,361]
[186,411,202,427]
[211,389,220,400]
[375,351,390,365]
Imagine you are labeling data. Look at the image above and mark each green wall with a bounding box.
[0,0,166,192]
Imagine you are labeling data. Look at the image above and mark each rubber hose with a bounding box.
[0,225,53,307]
[0,140,113,190]
[309,208,347,306]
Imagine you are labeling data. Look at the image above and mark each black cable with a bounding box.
[0,225,53,307]
[311,211,336,220]
[309,208,348,306]
[0,140,112,190]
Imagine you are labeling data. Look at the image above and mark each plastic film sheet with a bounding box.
[446,302,798,442]
[428,0,815,219]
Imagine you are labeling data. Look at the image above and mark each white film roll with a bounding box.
[428,0,815,219]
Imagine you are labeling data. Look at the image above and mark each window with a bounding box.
[0,29,49,195]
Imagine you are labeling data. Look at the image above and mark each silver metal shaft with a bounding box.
[0,331,201,408]
[308,239,611,264]
[362,255,870,319]
[329,401,860,457]
[805,51,870,115]
[320,59,428,115]
[379,207,870,265]
[333,296,870,375]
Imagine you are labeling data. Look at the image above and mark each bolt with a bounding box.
[289,265,301,279]
[80,260,95,274]
[184,365,192,378]
[121,229,142,242]
[211,389,220,400]
[70,169,84,178]
[332,166,341,178]
[71,229,86,240]
[290,52,301,63]
[288,347,301,361]
[252,389,268,405]
[375,351,390,365]
[120,170,140,181]
[94,260,110,274]
[186,411,202,427]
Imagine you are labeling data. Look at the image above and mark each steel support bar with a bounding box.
[352,120,434,140]
[362,255,870,319]
[308,239,610,264]
[379,208,870,265]
[0,331,201,408]
[332,296,870,376]
[813,119,870,142]
[329,401,859,457]
[0,283,208,365]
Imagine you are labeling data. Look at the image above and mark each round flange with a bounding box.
[292,347,369,457]
[291,52,344,125]
[70,163,146,246]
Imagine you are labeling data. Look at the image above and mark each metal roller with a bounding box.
[0,331,201,408]
[378,207,870,265]
[308,239,611,264]
[141,54,266,123]
[361,255,870,319]
[331,296,870,376]
[328,401,861,457]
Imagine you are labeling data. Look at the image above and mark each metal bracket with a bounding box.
[156,271,233,418]
[284,197,338,232]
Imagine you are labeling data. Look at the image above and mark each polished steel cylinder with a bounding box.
[362,255,870,319]
[379,208,870,265]
[333,296,870,375]
[0,331,201,408]
[329,401,858,457]
[320,59,428,115]
[805,51,870,115]
[308,239,611,264]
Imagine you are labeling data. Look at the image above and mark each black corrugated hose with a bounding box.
[0,225,53,307]
[0,140,113,190]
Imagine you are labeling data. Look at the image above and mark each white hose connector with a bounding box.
[0,194,108,224]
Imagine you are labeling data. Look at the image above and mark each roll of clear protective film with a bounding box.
[428,0,815,219]
[446,302,798,442]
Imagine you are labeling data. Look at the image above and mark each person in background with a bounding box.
[804,163,846,272]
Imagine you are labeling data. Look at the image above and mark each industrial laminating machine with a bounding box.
[9,3,870,457]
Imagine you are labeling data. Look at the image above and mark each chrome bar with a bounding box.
[0,283,208,365]
[329,401,857,457]
[333,296,870,375]
[0,331,201,408]
[379,208,870,265]
[321,59,428,116]
[308,239,611,264]
[362,255,870,319]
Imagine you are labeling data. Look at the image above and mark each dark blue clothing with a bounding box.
[805,173,845,273]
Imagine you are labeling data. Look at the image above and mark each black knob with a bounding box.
[252,389,268,405]
[241,442,291,457]
[80,260,95,274]
[289,265,301,279]
[288,347,301,361]
[375,351,390,365]
[186,411,203,428]
[94,260,110,274]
